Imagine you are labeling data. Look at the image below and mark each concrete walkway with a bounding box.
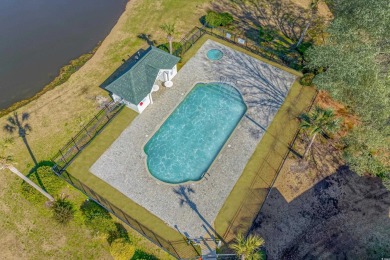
[90,40,295,239]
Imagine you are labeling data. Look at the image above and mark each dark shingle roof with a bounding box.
[105,46,180,104]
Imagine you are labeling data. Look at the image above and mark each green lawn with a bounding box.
[214,82,317,244]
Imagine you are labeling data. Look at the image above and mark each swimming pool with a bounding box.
[144,82,247,184]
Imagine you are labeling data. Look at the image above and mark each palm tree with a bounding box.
[230,233,265,260]
[0,155,54,201]
[160,23,176,54]
[299,106,340,158]
[3,112,37,165]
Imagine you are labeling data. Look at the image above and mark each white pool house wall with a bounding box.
[157,65,177,82]
[112,93,151,113]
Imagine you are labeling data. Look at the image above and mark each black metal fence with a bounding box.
[220,90,318,244]
[51,102,200,259]
[51,101,123,173]
[173,26,206,57]
[55,169,200,259]
[174,26,301,70]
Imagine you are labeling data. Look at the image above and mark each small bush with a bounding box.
[300,73,315,86]
[52,195,74,224]
[108,223,130,244]
[219,12,234,26]
[259,27,276,42]
[297,41,313,55]
[205,11,233,27]
[80,200,116,234]
[131,249,159,260]
[157,42,182,54]
[110,238,135,260]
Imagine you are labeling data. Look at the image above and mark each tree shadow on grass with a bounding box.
[108,222,131,244]
[3,112,38,166]
[131,249,159,260]
[251,166,390,259]
[27,160,55,191]
[137,33,157,46]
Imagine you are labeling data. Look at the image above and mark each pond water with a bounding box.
[0,0,127,110]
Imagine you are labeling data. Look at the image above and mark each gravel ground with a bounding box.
[90,40,296,238]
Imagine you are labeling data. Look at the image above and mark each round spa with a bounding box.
[207,49,224,60]
[144,82,246,184]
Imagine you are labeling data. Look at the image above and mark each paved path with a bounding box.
[90,40,295,238]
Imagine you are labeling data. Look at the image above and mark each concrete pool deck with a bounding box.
[90,40,296,238]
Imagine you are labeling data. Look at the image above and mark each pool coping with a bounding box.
[142,80,248,186]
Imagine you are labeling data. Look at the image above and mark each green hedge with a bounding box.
[205,11,233,28]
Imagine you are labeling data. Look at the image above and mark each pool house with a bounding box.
[104,46,180,113]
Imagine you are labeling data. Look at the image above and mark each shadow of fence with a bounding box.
[173,26,301,70]
[51,101,123,172]
[50,102,200,259]
[218,88,318,250]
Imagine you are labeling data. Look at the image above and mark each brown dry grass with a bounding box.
[316,90,359,137]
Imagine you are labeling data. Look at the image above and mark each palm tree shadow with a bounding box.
[3,112,37,166]
[173,186,224,243]
[137,33,156,46]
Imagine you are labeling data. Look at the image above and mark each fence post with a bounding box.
[59,150,66,167]
[135,219,147,236]
[104,105,110,120]
[72,137,80,151]
[168,241,181,259]
[84,126,92,138]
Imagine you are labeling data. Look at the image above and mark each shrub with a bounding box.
[219,12,234,26]
[300,73,315,86]
[110,238,135,260]
[205,11,233,27]
[52,195,74,224]
[80,200,116,234]
[259,27,276,42]
[157,42,182,54]
[108,223,130,244]
[132,249,159,260]
[297,41,313,55]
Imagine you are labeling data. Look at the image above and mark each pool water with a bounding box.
[144,82,247,184]
[207,49,224,60]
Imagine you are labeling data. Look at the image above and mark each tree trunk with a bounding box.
[6,165,54,201]
[303,133,317,159]
[296,16,312,48]
[240,254,245,260]
[168,35,173,54]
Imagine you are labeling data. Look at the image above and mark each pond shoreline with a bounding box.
[0,44,100,118]
[0,0,127,114]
